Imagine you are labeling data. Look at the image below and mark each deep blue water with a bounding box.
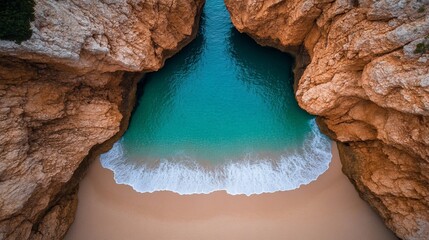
[101,0,331,195]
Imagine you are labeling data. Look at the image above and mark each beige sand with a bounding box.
[65,143,398,240]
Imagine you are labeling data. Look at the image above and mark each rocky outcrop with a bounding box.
[225,0,429,239]
[0,0,204,239]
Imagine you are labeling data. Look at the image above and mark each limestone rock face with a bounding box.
[0,0,204,239]
[1,0,203,73]
[225,0,429,239]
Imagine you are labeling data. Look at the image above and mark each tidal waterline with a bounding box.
[101,0,332,195]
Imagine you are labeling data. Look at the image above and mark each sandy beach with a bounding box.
[65,143,397,240]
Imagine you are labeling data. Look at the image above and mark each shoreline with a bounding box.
[65,142,397,240]
[99,119,332,196]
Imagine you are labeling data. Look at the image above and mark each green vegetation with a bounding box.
[414,35,429,54]
[418,6,425,13]
[0,0,35,44]
[414,42,428,54]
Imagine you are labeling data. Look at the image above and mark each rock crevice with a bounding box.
[1,0,428,239]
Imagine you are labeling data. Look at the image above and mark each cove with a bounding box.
[101,0,332,195]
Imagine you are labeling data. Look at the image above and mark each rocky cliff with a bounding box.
[225,0,429,239]
[0,0,204,239]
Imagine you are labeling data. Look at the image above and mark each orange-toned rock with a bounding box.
[0,0,204,239]
[225,0,429,239]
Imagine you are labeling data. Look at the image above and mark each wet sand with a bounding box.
[65,143,397,240]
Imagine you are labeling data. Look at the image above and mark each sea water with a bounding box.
[101,0,332,195]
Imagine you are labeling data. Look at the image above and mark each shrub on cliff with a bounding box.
[414,42,428,54]
[414,35,429,54]
[0,0,35,44]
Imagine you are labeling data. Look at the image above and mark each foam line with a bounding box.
[100,119,332,196]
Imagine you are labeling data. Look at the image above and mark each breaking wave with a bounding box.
[100,119,332,196]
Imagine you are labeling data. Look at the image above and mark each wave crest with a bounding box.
[100,119,332,196]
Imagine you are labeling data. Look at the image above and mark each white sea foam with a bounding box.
[100,119,332,196]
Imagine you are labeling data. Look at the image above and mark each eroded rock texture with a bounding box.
[225,0,429,239]
[0,0,204,239]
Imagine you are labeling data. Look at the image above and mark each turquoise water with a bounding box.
[101,0,331,195]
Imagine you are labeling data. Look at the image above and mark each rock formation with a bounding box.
[225,0,429,239]
[0,0,204,239]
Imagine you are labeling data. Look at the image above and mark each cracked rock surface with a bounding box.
[0,0,204,239]
[225,0,429,239]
